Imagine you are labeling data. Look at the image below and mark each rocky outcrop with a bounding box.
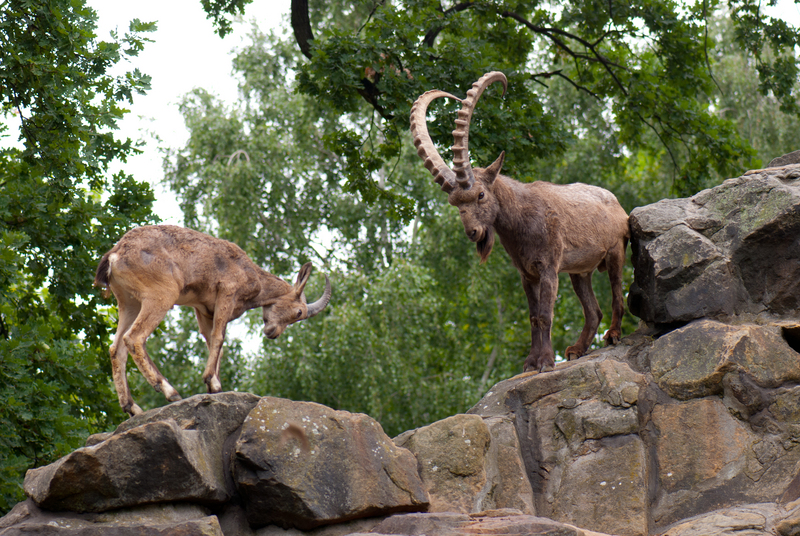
[3,163,800,536]
[628,164,800,324]
[233,397,428,529]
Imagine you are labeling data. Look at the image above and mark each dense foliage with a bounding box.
[0,0,157,512]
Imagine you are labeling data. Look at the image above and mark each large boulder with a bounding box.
[628,165,800,324]
[0,499,224,535]
[232,397,428,530]
[23,392,260,512]
[394,413,534,515]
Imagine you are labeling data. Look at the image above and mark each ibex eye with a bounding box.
[478,192,485,200]
[296,310,303,318]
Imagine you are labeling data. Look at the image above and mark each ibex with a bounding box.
[94,225,331,416]
[410,72,630,373]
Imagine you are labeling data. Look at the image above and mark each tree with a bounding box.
[203,0,799,199]
[0,0,156,512]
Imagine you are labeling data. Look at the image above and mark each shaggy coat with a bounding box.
[411,72,630,372]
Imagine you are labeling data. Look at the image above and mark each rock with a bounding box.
[232,397,428,530]
[0,499,223,535]
[628,169,800,324]
[394,414,491,514]
[769,150,800,168]
[660,504,778,536]
[648,320,800,400]
[363,510,601,536]
[469,356,649,536]
[23,392,260,512]
[394,413,534,515]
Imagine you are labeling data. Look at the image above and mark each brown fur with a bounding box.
[94,225,331,416]
[411,73,630,373]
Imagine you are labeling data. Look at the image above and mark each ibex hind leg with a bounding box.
[110,294,145,416]
[122,297,182,404]
[565,272,602,360]
[603,241,627,346]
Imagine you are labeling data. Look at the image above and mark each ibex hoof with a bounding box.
[124,403,144,417]
[524,356,554,373]
[206,377,222,393]
[564,345,585,361]
[160,381,182,402]
[603,330,621,346]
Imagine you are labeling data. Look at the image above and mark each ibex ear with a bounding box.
[294,262,313,295]
[485,151,505,184]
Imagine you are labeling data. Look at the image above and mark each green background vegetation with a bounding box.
[1,0,798,514]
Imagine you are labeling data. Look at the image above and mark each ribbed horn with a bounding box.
[410,89,461,193]
[451,71,508,189]
[306,274,331,318]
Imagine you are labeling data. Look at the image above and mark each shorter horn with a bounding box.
[306,274,331,318]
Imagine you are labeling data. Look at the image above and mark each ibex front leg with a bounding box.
[195,299,233,394]
[522,273,558,373]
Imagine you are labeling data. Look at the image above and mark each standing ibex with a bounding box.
[411,72,630,373]
[94,225,331,416]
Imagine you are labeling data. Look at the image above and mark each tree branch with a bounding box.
[291,0,314,59]
[501,10,629,96]
[423,2,476,47]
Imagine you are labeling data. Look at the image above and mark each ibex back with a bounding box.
[94,225,331,416]
[411,72,630,372]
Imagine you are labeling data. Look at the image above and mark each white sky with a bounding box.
[87,0,291,225]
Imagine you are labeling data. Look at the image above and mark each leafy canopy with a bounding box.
[0,0,157,512]
[204,0,799,199]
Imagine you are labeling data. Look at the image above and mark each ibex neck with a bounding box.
[491,176,523,236]
[257,272,294,305]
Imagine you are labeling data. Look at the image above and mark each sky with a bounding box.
[87,0,291,224]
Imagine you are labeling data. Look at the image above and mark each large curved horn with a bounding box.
[410,90,461,193]
[306,274,331,318]
[451,71,508,189]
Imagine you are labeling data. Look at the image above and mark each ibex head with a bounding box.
[263,262,331,339]
[410,72,508,263]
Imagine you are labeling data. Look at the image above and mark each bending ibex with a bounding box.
[94,225,331,415]
[411,72,629,372]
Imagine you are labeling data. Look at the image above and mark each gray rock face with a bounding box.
[628,166,800,324]
[24,392,261,512]
[394,414,535,515]
[769,150,800,168]
[233,397,428,530]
